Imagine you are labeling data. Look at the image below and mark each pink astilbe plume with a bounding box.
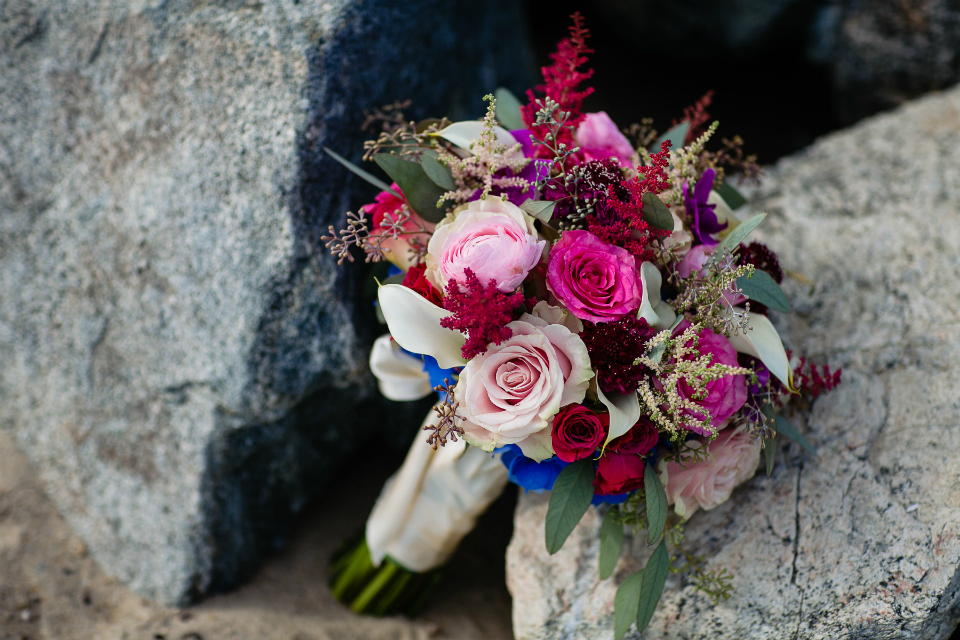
[440,269,531,360]
[521,12,594,160]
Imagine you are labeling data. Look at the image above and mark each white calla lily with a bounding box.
[597,384,641,447]
[368,334,434,401]
[434,121,518,152]
[377,284,467,369]
[728,308,797,392]
[638,261,677,330]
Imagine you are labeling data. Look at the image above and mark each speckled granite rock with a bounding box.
[0,0,532,606]
[507,84,960,639]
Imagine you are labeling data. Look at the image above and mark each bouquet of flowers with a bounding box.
[324,13,840,636]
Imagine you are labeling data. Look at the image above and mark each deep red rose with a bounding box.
[401,263,444,307]
[552,405,608,463]
[594,418,659,495]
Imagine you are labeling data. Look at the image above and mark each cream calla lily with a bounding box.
[377,284,467,369]
[638,261,677,330]
[728,308,797,392]
[597,383,641,447]
[434,121,518,152]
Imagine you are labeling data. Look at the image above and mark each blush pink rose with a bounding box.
[546,230,643,323]
[575,112,635,168]
[659,320,748,435]
[459,316,593,451]
[363,184,436,271]
[425,196,544,294]
[659,423,760,519]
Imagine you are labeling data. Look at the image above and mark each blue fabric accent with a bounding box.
[494,445,632,503]
[398,347,459,401]
[386,264,403,277]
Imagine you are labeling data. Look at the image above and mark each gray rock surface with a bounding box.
[506,85,960,639]
[0,0,533,606]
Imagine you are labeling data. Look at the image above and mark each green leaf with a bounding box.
[736,269,791,313]
[373,154,448,223]
[419,155,455,191]
[715,180,747,210]
[614,570,643,640]
[599,507,624,580]
[644,463,668,546]
[494,86,525,131]
[545,459,596,555]
[324,147,400,198]
[712,212,767,262]
[640,192,674,232]
[652,121,690,154]
[647,340,667,365]
[635,540,670,634]
[764,437,776,477]
[775,414,817,456]
[520,199,557,223]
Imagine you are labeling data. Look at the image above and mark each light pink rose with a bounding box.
[658,423,760,519]
[575,112,635,168]
[425,196,545,294]
[458,315,594,451]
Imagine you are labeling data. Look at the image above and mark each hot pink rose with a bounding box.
[661,320,747,435]
[575,112,635,168]
[594,418,660,495]
[363,184,435,271]
[546,230,643,323]
[425,196,544,294]
[659,423,760,519]
[459,316,593,451]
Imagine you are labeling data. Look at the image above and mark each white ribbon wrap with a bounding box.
[366,407,510,572]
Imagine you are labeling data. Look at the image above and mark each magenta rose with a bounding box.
[552,405,608,463]
[546,230,643,323]
[594,418,659,495]
[575,112,635,168]
[661,320,747,435]
[659,423,760,519]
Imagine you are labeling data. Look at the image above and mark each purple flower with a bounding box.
[684,168,727,246]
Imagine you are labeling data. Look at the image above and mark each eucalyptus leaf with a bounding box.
[641,192,674,231]
[764,437,776,477]
[323,147,400,198]
[736,269,791,313]
[712,212,767,262]
[520,199,557,223]
[775,414,817,456]
[614,570,643,640]
[382,273,405,286]
[644,463,668,546]
[715,180,747,210]
[647,340,668,365]
[599,507,624,580]
[494,86,526,131]
[420,155,456,191]
[652,121,690,154]
[545,459,596,555]
[372,154,448,223]
[635,540,670,634]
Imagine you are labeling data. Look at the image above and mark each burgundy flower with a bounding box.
[594,418,659,495]
[552,405,608,463]
[401,263,444,307]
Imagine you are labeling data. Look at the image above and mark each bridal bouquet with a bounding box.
[324,13,840,636]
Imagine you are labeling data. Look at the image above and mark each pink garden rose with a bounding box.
[659,423,760,519]
[425,196,544,294]
[364,184,436,271]
[575,112,635,168]
[546,230,643,323]
[662,320,747,435]
[459,315,593,451]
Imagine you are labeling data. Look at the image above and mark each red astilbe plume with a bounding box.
[791,354,842,399]
[440,269,531,360]
[674,90,714,145]
[521,12,595,160]
[587,142,673,260]
[581,315,657,394]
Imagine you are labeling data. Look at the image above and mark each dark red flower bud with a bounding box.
[551,404,607,463]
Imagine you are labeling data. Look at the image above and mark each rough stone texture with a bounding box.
[0,0,533,606]
[812,0,960,124]
[507,85,960,639]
